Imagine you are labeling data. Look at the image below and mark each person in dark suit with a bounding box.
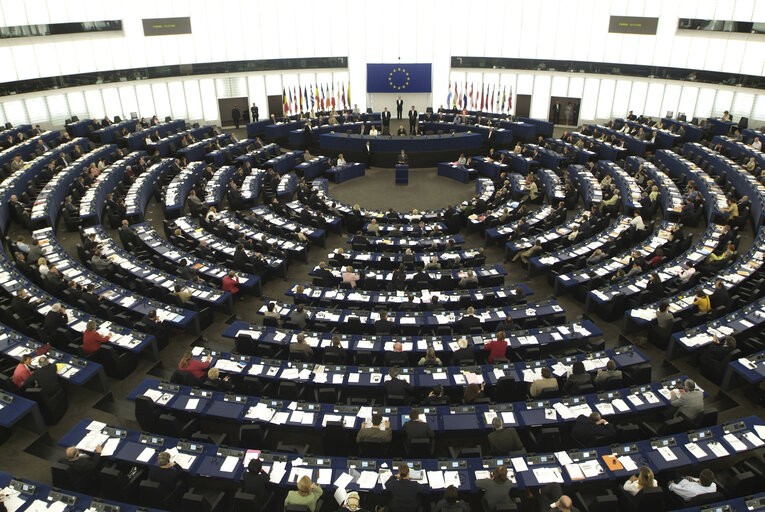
[61,446,102,481]
[251,103,259,122]
[488,417,525,454]
[384,367,413,400]
[385,464,422,512]
[397,150,408,165]
[563,361,592,393]
[571,412,615,446]
[148,451,187,490]
[11,290,37,323]
[375,311,396,334]
[381,107,392,134]
[364,141,372,168]
[202,367,234,392]
[324,335,346,363]
[231,105,241,129]
[403,408,434,449]
[458,307,481,333]
[43,303,68,333]
[396,125,407,136]
[452,337,475,364]
[314,261,335,284]
[710,280,729,309]
[552,102,561,124]
[408,106,418,134]
[705,335,736,360]
[242,459,269,501]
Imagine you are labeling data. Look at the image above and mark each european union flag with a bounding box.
[366,63,432,93]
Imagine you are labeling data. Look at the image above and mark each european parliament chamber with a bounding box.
[0,1,764,512]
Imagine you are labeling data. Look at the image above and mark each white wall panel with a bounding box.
[150,83,171,120]
[24,97,48,124]
[118,85,139,117]
[167,82,187,119]
[595,79,615,119]
[644,82,664,118]
[660,84,682,118]
[530,75,551,119]
[101,88,121,118]
[611,80,632,120]
[678,86,699,119]
[135,84,156,118]
[66,91,88,120]
[580,78,599,121]
[713,89,735,117]
[2,100,28,125]
[84,90,105,119]
[199,79,218,122]
[627,81,648,115]
[694,88,716,118]
[44,93,69,125]
[183,80,203,121]
[732,92,755,120]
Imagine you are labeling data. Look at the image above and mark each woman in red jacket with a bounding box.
[82,319,110,355]
[483,330,508,363]
[222,270,242,300]
[178,351,212,380]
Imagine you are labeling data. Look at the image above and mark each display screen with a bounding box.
[142,17,192,36]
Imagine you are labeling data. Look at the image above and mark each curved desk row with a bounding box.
[163,161,206,218]
[221,210,309,261]
[63,415,765,495]
[30,145,117,228]
[124,158,176,222]
[654,149,729,223]
[0,322,107,392]
[131,222,261,295]
[309,264,506,291]
[286,283,532,310]
[529,216,633,276]
[596,161,642,215]
[684,142,765,229]
[486,205,555,246]
[147,125,212,157]
[0,257,158,360]
[505,209,603,262]
[82,225,233,313]
[624,227,765,333]
[33,227,198,333]
[554,221,675,295]
[567,165,603,207]
[585,223,724,315]
[225,319,602,357]
[79,151,145,225]
[0,137,85,232]
[128,373,689,439]
[171,215,287,276]
[624,157,683,220]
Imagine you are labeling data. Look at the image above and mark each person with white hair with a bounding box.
[670,379,704,419]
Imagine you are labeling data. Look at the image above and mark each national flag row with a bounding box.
[283,83,352,115]
[446,82,514,113]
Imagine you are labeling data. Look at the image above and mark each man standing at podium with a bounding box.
[397,149,408,165]
[396,96,404,119]
[408,106,418,135]
[381,107,392,135]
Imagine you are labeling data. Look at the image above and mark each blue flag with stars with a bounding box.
[366,63,432,93]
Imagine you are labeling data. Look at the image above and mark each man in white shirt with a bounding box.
[677,260,696,284]
[752,137,762,151]
[630,211,645,231]
[668,469,716,501]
